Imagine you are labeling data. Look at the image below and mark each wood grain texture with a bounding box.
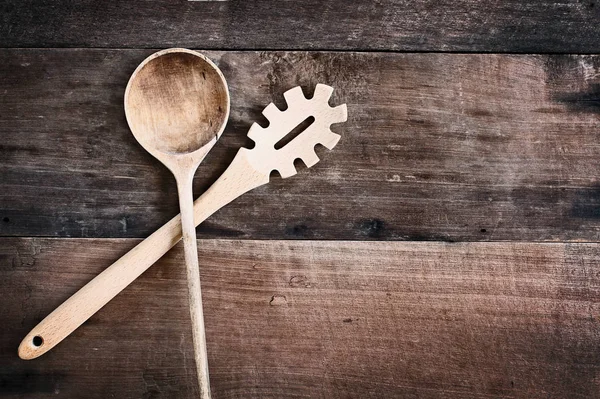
[1,50,600,241]
[17,83,346,360]
[3,238,600,398]
[0,1,599,52]
[1,238,201,398]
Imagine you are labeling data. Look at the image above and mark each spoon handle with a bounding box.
[176,170,210,399]
[18,150,269,360]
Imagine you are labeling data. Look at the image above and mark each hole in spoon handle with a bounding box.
[32,335,44,347]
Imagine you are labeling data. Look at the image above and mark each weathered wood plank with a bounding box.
[2,238,600,397]
[0,238,200,398]
[1,50,600,241]
[1,1,599,52]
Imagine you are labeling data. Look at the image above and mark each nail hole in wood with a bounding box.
[2,217,8,223]
[32,336,43,347]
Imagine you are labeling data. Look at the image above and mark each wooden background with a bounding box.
[1,1,600,398]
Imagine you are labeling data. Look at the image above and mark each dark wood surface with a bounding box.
[2,50,600,241]
[1,1,599,53]
[3,238,600,398]
[3,2,600,398]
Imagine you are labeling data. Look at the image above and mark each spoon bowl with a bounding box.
[125,48,229,162]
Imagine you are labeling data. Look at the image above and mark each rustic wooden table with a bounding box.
[1,1,600,398]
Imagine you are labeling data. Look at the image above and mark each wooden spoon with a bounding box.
[125,48,228,399]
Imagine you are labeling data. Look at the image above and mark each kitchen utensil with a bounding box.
[123,48,229,399]
[19,84,347,372]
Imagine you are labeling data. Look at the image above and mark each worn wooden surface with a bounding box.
[1,1,599,53]
[2,238,600,398]
[1,50,600,241]
[2,1,600,396]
